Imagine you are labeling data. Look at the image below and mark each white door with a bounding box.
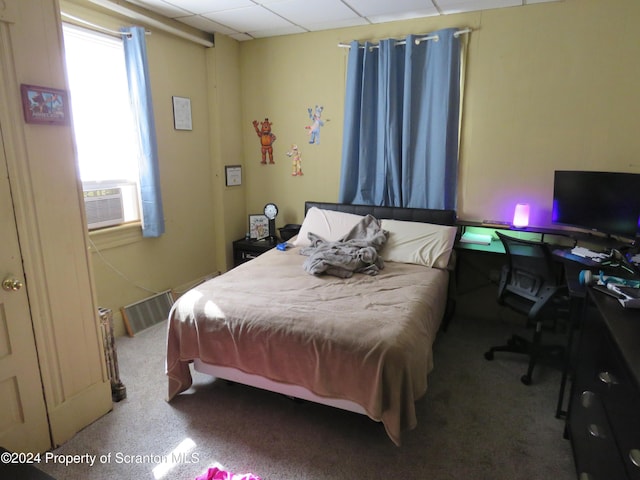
[0,126,51,453]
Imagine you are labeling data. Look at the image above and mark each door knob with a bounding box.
[2,277,23,291]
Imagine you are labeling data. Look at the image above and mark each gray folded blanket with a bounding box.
[299,214,388,278]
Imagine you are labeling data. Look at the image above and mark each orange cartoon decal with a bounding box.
[252,118,277,164]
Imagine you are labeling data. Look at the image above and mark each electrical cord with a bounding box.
[88,236,161,295]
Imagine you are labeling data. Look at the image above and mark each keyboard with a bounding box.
[570,246,609,263]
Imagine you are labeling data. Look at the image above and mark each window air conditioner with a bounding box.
[84,187,124,229]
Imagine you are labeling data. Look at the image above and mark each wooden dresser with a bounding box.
[567,289,640,479]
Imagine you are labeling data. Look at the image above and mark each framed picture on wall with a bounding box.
[225,165,242,186]
[249,214,269,240]
[20,84,70,125]
[172,96,192,130]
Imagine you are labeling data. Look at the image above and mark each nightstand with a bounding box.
[233,237,279,267]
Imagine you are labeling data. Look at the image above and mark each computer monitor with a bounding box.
[552,170,640,241]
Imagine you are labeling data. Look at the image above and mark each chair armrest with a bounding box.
[527,285,568,322]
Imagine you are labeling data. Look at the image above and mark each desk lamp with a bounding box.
[513,203,530,228]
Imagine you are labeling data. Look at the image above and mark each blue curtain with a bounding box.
[339,28,461,210]
[121,26,165,237]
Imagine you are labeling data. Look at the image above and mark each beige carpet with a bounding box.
[38,310,575,480]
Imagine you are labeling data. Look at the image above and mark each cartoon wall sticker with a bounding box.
[305,105,328,145]
[252,118,277,164]
[286,144,303,176]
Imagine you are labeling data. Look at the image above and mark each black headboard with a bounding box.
[305,201,456,226]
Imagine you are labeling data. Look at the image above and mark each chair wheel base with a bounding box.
[484,351,494,361]
[521,374,532,385]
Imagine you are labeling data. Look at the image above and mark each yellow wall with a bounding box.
[61,0,235,336]
[460,0,640,225]
[239,0,640,228]
[240,30,348,225]
[60,0,640,335]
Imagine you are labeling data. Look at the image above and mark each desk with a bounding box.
[457,220,577,248]
[457,220,640,269]
[455,227,633,418]
[456,228,640,477]
[455,222,576,293]
[454,222,599,304]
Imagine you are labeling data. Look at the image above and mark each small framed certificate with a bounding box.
[172,96,192,130]
[225,165,242,186]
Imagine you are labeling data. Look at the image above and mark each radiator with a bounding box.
[121,290,175,336]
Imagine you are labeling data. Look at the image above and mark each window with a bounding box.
[62,24,140,228]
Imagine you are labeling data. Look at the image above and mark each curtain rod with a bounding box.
[338,28,472,49]
[61,12,138,38]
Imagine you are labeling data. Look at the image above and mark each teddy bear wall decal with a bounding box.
[252,118,277,164]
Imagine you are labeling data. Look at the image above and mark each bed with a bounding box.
[166,201,458,446]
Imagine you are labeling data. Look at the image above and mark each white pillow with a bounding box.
[292,207,364,247]
[380,219,457,268]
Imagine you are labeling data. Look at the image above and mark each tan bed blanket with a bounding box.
[166,246,448,446]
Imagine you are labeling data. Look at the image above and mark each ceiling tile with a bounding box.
[229,32,254,41]
[249,24,308,38]
[100,0,566,41]
[202,5,295,33]
[266,0,363,27]
[126,0,192,18]
[435,0,521,14]
[162,0,255,15]
[304,17,370,32]
[251,0,296,4]
[366,10,440,24]
[345,0,438,18]
[177,15,237,35]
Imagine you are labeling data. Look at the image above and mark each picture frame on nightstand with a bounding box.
[249,214,269,240]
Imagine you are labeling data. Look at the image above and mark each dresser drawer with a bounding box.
[598,341,640,479]
[569,389,628,479]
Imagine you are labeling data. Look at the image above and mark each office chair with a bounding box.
[484,232,568,385]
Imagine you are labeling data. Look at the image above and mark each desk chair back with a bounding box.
[496,231,565,322]
[486,232,569,385]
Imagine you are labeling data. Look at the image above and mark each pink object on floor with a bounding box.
[196,467,262,480]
